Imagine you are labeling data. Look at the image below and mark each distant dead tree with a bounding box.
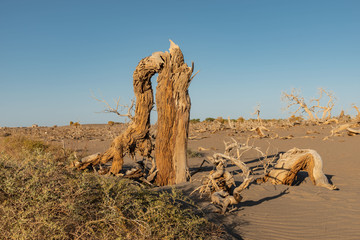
[310,88,336,122]
[91,94,135,122]
[352,104,360,121]
[282,88,336,123]
[249,104,270,138]
[282,88,316,121]
[252,104,262,125]
[76,40,197,186]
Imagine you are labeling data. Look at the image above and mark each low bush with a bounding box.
[237,117,245,123]
[288,115,304,123]
[204,117,215,122]
[190,118,201,123]
[216,117,225,124]
[0,137,222,239]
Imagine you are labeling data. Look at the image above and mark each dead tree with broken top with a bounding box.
[75,40,195,186]
[155,42,195,185]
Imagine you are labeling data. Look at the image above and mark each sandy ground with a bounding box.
[1,123,360,239]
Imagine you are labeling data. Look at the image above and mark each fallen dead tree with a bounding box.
[323,122,360,140]
[250,126,270,138]
[258,148,338,190]
[347,128,360,136]
[330,123,352,136]
[192,139,253,214]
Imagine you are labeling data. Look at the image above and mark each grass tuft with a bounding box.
[187,149,205,158]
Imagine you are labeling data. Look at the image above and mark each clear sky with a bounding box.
[1,0,359,127]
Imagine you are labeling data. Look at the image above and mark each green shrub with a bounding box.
[190,118,200,123]
[204,117,215,122]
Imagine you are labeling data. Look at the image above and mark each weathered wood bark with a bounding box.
[76,41,193,185]
[155,40,193,185]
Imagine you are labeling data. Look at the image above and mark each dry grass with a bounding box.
[0,136,223,240]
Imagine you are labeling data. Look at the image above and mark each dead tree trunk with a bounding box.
[77,52,164,173]
[76,41,194,185]
[155,40,194,185]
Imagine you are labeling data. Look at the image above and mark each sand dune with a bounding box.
[1,123,359,239]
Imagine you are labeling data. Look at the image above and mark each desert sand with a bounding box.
[1,122,359,239]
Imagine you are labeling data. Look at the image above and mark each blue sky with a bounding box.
[1,0,359,127]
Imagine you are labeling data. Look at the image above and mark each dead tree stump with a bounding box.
[76,41,194,185]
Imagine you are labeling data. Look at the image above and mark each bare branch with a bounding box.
[189,70,200,82]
